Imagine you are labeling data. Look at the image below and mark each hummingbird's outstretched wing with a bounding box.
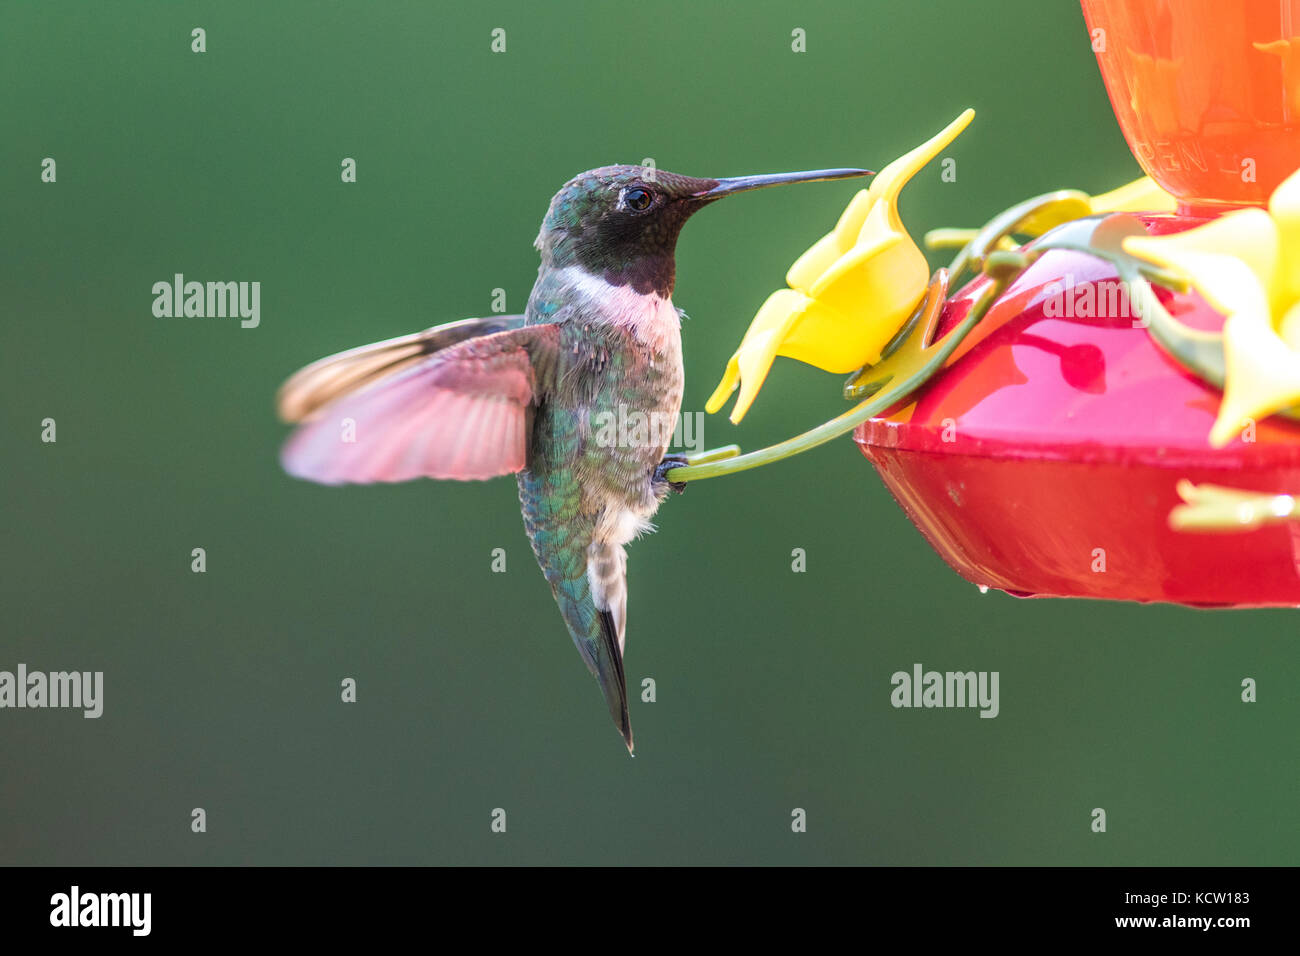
[277,315,527,423]
[279,322,559,484]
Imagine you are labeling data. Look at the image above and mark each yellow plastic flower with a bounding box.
[706,108,975,423]
[1123,167,1300,446]
[927,175,1177,250]
[1089,176,1178,216]
[1016,174,1176,233]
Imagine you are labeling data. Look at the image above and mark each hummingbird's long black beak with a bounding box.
[693,167,873,199]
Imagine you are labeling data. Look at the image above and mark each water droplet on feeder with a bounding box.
[978,585,989,594]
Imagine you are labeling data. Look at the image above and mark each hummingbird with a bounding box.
[276,163,872,752]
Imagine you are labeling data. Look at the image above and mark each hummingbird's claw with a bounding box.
[653,455,690,496]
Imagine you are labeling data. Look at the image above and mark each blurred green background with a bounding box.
[2,0,1295,865]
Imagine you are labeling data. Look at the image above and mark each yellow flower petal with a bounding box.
[789,111,972,295]
[709,290,811,423]
[923,228,1023,254]
[1014,177,1172,240]
[1279,298,1300,349]
[1209,266,1300,446]
[787,189,872,290]
[867,108,974,217]
[1089,176,1177,215]
[808,204,928,350]
[710,109,975,421]
[1123,208,1279,316]
[1010,193,1093,238]
[1268,167,1300,304]
[785,106,969,291]
[776,288,897,375]
[704,355,740,415]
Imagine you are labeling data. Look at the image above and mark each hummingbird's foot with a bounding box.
[652,454,689,496]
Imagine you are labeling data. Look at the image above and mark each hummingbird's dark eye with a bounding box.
[623,187,654,211]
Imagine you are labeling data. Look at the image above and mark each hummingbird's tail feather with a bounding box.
[277,314,527,424]
[594,608,633,753]
[552,571,633,753]
[587,540,628,654]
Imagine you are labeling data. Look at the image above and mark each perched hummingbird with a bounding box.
[276,164,872,752]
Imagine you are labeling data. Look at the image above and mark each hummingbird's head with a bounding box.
[535,164,872,297]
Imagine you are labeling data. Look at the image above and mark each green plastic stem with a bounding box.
[667,281,1001,483]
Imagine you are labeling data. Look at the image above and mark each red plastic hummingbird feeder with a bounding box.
[672,0,1300,607]
[853,0,1300,606]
